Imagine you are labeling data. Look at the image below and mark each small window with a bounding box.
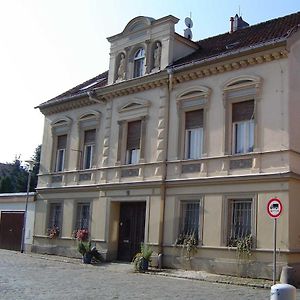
[126,120,141,164]
[82,129,96,169]
[48,203,62,233]
[227,199,252,246]
[55,135,67,172]
[133,48,145,78]
[75,203,90,230]
[185,110,204,159]
[179,200,200,243]
[232,100,254,154]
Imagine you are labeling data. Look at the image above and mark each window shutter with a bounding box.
[57,135,67,149]
[127,120,141,150]
[84,129,96,144]
[232,100,254,122]
[185,109,203,129]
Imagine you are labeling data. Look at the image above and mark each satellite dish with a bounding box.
[184,28,193,40]
[185,17,193,28]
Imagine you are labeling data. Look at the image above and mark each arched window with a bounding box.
[133,48,145,78]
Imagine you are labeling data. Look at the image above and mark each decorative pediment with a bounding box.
[176,86,211,101]
[118,99,150,120]
[119,99,150,113]
[51,117,72,135]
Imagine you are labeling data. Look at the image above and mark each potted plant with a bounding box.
[132,243,153,272]
[75,229,103,264]
[47,226,60,239]
[176,232,198,260]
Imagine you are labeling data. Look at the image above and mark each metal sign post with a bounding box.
[267,198,283,285]
[273,217,277,285]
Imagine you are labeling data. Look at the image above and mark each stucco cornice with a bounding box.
[171,45,288,86]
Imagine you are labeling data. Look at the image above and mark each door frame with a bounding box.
[106,197,150,260]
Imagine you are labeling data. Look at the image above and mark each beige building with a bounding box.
[34,12,300,282]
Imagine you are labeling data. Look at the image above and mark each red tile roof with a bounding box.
[173,11,300,67]
[38,11,300,109]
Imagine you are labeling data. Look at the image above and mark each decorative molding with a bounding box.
[181,163,201,173]
[40,48,287,115]
[121,168,139,177]
[229,158,253,169]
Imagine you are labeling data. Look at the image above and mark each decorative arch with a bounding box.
[176,86,211,101]
[123,16,154,34]
[223,75,262,91]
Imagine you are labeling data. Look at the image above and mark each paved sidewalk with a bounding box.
[27,251,273,289]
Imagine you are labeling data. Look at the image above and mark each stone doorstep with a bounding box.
[24,251,273,289]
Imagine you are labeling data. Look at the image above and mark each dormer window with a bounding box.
[133,48,145,78]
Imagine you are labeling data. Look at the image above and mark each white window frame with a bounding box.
[55,148,65,172]
[126,148,140,165]
[133,48,145,78]
[232,119,254,154]
[185,127,203,159]
[83,144,95,170]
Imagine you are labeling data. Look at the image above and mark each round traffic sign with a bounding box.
[267,198,283,218]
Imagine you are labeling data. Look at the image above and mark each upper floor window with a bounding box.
[126,120,141,164]
[232,100,254,154]
[223,75,262,155]
[83,129,96,169]
[176,87,210,160]
[51,117,72,173]
[133,48,145,78]
[55,135,67,172]
[185,109,204,159]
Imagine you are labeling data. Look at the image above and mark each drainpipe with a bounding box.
[158,67,173,266]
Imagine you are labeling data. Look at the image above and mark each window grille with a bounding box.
[48,203,62,230]
[228,199,252,245]
[180,201,200,241]
[75,203,90,230]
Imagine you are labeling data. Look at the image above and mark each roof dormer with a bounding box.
[107,15,180,85]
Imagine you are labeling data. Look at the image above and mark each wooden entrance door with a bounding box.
[118,202,146,261]
[0,212,24,251]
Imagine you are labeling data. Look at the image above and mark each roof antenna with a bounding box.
[184,12,193,40]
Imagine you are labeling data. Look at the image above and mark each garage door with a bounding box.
[0,212,24,251]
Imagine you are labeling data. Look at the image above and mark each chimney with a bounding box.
[230,17,234,33]
[230,14,249,33]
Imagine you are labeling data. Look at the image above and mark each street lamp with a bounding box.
[20,159,34,253]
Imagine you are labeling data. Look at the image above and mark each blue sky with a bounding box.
[0,0,299,163]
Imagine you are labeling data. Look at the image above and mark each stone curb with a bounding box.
[145,271,272,289]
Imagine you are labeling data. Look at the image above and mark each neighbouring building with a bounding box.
[33,12,300,283]
[0,193,36,252]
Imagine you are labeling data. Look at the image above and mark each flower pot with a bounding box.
[82,252,92,264]
[140,257,149,271]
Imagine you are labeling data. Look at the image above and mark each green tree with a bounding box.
[0,176,14,193]
[30,145,41,191]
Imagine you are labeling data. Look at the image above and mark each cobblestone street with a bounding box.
[0,250,297,299]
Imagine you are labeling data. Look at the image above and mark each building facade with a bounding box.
[34,12,300,282]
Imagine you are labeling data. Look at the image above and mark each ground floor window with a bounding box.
[48,203,62,238]
[75,203,90,230]
[177,200,200,244]
[227,198,252,246]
